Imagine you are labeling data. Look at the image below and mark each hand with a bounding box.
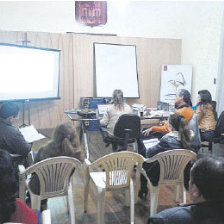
[142,127,152,136]
[62,137,71,146]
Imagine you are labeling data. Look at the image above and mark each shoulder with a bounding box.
[34,144,52,163]
[175,106,194,121]
[124,103,132,111]
[206,104,214,110]
[149,205,194,224]
[10,198,38,223]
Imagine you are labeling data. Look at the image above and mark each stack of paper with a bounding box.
[143,138,159,149]
[19,125,46,143]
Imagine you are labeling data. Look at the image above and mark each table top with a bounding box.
[65,108,170,121]
[66,113,99,121]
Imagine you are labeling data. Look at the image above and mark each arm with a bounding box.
[100,108,110,127]
[146,137,168,158]
[5,128,31,156]
[62,137,82,160]
[151,120,170,133]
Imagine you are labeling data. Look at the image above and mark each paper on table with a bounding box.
[143,138,159,150]
[19,125,46,143]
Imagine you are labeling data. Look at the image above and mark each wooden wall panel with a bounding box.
[0,31,181,129]
[72,34,181,109]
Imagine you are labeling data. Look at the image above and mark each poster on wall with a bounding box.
[160,65,192,108]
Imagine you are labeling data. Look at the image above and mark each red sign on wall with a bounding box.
[75,1,107,27]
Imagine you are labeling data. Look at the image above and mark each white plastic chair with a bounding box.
[19,156,81,224]
[84,151,144,224]
[142,149,196,215]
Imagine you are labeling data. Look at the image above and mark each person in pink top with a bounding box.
[0,149,41,224]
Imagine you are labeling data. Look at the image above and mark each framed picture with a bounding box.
[160,65,193,107]
[75,1,107,27]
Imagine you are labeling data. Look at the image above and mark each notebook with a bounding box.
[143,138,159,150]
[97,104,108,118]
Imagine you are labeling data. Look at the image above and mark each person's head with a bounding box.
[0,102,19,124]
[112,89,125,110]
[189,156,224,203]
[175,89,192,107]
[197,89,212,105]
[53,122,78,146]
[168,113,191,149]
[0,149,18,222]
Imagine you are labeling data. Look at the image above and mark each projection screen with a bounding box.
[0,43,60,102]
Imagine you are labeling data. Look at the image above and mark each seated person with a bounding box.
[195,90,217,142]
[100,89,132,134]
[0,102,32,167]
[138,89,196,154]
[143,89,193,137]
[148,156,224,224]
[0,149,41,223]
[29,122,83,196]
[100,89,132,150]
[138,114,193,198]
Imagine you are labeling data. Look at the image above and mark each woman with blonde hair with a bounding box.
[100,89,132,134]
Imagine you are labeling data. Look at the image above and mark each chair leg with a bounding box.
[125,188,130,206]
[84,168,90,213]
[135,164,141,203]
[182,185,187,204]
[132,141,138,153]
[96,187,106,224]
[68,181,76,224]
[30,192,41,210]
[175,184,180,203]
[130,179,135,224]
[150,185,159,216]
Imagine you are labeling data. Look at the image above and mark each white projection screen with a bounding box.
[94,43,139,98]
[0,43,60,102]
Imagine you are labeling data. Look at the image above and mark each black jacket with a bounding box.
[148,201,224,224]
[0,119,31,166]
[143,132,192,187]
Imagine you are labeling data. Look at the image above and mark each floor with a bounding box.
[31,128,224,224]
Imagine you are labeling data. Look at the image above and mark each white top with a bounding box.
[100,103,132,134]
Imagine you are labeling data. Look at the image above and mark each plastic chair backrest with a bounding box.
[214,111,224,137]
[113,114,141,139]
[24,156,81,199]
[90,151,144,189]
[146,149,196,185]
[188,113,201,150]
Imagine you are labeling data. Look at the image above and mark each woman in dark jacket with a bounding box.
[138,113,193,198]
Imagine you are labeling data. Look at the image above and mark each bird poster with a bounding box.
[160,65,192,108]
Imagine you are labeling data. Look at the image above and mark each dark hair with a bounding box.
[0,102,19,119]
[0,149,18,223]
[51,122,81,159]
[178,89,192,107]
[198,90,216,120]
[191,156,224,201]
[169,113,192,149]
[111,89,125,110]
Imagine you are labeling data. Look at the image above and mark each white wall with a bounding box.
[0,1,223,104]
